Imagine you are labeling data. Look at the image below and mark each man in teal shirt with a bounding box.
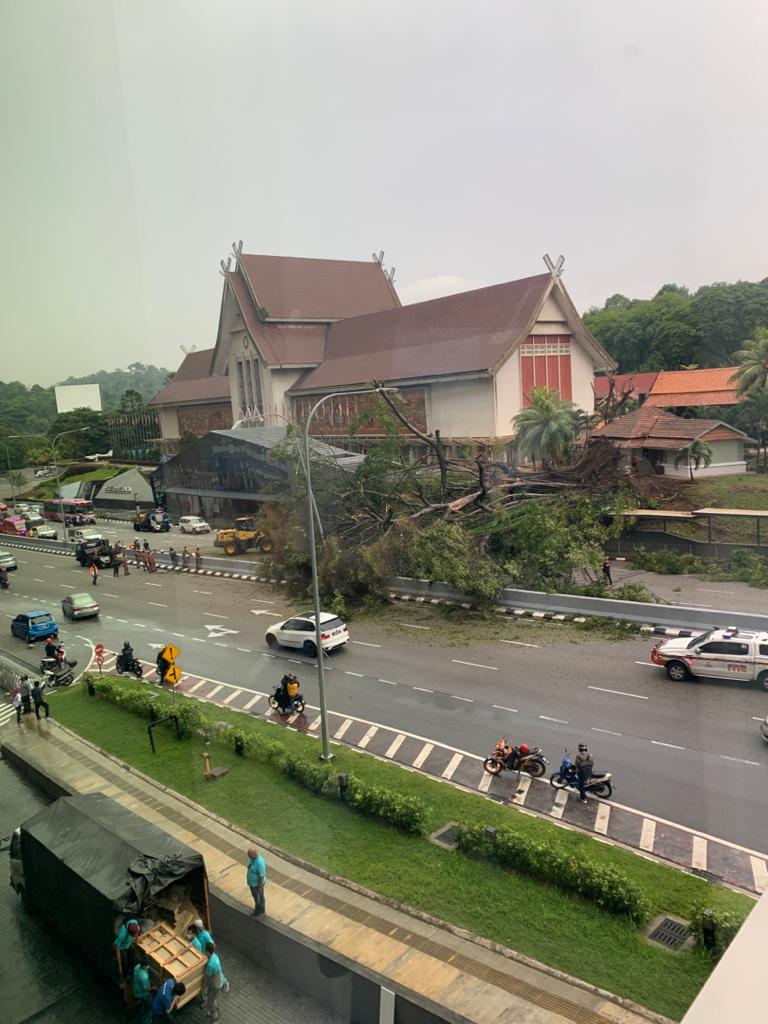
[132,955,153,1024]
[188,919,214,954]
[201,941,228,1022]
[246,846,266,917]
[114,918,140,978]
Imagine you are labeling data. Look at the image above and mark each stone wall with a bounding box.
[177,402,233,436]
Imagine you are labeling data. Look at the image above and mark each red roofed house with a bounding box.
[643,367,741,409]
[208,249,615,459]
[593,372,659,408]
[593,407,751,477]
[148,348,232,455]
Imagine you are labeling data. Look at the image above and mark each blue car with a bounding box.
[11,609,59,644]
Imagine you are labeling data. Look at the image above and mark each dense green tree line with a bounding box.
[584,278,768,372]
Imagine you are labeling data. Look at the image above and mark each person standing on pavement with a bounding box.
[89,562,99,586]
[602,557,612,586]
[12,686,23,724]
[169,546,178,568]
[19,675,33,717]
[201,941,229,1022]
[113,556,121,579]
[31,680,49,720]
[194,546,202,571]
[246,846,266,917]
[143,540,150,554]
[151,979,185,1019]
[122,553,131,576]
[574,742,594,803]
[132,955,154,1024]
[181,545,190,568]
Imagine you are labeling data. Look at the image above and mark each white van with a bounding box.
[179,516,210,534]
[64,527,104,544]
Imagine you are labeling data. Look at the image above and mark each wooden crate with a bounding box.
[138,921,206,1005]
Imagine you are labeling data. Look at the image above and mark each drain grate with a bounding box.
[647,917,691,951]
[430,822,460,850]
[690,867,721,884]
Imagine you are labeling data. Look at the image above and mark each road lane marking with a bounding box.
[700,589,734,594]
[378,678,398,686]
[358,726,378,749]
[149,602,167,608]
[145,582,163,587]
[243,694,262,710]
[752,716,765,722]
[213,642,228,648]
[493,705,518,713]
[595,803,611,835]
[385,734,405,759]
[442,753,462,780]
[412,742,433,768]
[720,755,761,766]
[452,659,497,671]
[540,715,568,724]
[308,717,322,731]
[750,856,768,893]
[33,578,45,582]
[413,686,433,693]
[206,612,228,618]
[171,633,184,638]
[500,640,540,648]
[222,689,242,705]
[237,647,251,653]
[639,818,656,852]
[692,835,708,871]
[102,593,120,598]
[186,681,205,693]
[43,565,56,568]
[60,584,75,589]
[206,685,224,699]
[478,771,494,793]
[589,686,648,699]
[550,789,568,819]
[352,640,381,648]
[251,598,275,604]
[334,718,353,739]
[133,623,147,628]
[193,590,212,595]
[398,622,430,630]
[592,727,622,736]
[451,695,473,702]
[634,661,656,668]
[512,775,531,805]
[651,740,685,749]
[345,671,364,678]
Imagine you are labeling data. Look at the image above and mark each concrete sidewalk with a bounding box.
[0,718,667,1024]
[602,562,768,617]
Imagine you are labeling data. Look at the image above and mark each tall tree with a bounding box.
[674,438,713,482]
[513,387,577,469]
[730,327,768,396]
[47,408,111,458]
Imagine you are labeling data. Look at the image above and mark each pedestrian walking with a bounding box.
[200,941,229,1022]
[31,681,49,720]
[19,675,33,717]
[181,546,190,568]
[574,742,594,803]
[246,846,266,917]
[194,546,202,571]
[122,554,131,576]
[143,540,150,554]
[151,979,185,1019]
[89,562,99,586]
[602,557,612,586]
[132,955,154,1024]
[12,686,23,724]
[169,546,178,568]
[113,558,121,579]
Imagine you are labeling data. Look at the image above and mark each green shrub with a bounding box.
[688,906,743,959]
[678,553,704,573]
[173,700,206,737]
[612,583,655,603]
[456,823,650,921]
[729,548,755,570]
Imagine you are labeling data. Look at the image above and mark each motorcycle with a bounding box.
[40,657,78,687]
[116,653,144,679]
[549,749,613,799]
[268,684,306,715]
[483,738,547,778]
[0,576,8,590]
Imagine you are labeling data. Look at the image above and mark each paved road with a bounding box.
[1,545,767,855]
[605,560,768,617]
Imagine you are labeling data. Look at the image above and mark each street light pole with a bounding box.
[1,441,16,507]
[303,387,397,761]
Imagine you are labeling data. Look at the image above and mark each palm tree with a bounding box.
[731,327,768,396]
[674,438,713,482]
[513,386,577,469]
[741,390,768,470]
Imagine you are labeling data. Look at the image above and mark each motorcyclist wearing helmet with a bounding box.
[118,641,135,673]
[45,636,59,661]
[574,742,594,803]
[278,673,299,714]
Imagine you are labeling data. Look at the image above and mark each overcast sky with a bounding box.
[1,0,767,385]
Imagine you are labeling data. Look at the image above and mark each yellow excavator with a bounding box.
[214,516,273,556]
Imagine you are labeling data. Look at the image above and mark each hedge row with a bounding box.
[86,676,427,836]
[456,822,651,921]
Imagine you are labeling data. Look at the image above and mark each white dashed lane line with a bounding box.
[592,727,622,736]
[493,704,518,713]
[145,582,162,587]
[352,640,382,648]
[193,590,212,595]
[206,612,228,619]
[345,671,364,678]
[149,602,167,608]
[540,715,568,724]
[43,565,56,569]
[451,659,497,671]
[398,622,430,630]
[589,685,648,699]
[721,755,762,766]
[451,695,473,702]
[500,640,540,648]
[413,686,433,693]
[33,578,45,583]
[133,623,147,628]
[651,740,685,750]
[59,584,75,589]
[102,593,120,598]
[378,679,398,686]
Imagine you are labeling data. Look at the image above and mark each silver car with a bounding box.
[61,592,100,620]
[0,550,18,571]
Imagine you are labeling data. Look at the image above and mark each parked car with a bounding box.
[61,592,100,620]
[34,466,55,478]
[651,627,768,689]
[265,611,349,657]
[11,609,59,643]
[0,550,18,571]
[179,515,210,534]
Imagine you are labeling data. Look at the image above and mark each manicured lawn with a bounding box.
[24,464,134,500]
[52,679,754,1020]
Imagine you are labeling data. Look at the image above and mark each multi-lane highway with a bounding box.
[1,543,767,855]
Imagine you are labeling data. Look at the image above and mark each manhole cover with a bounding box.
[430,822,460,850]
[690,867,721,884]
[647,916,691,951]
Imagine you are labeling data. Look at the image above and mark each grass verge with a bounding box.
[52,678,754,1020]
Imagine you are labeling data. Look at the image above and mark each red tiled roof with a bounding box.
[593,372,658,401]
[239,254,400,321]
[593,407,747,448]
[289,274,554,393]
[644,367,740,407]
[149,349,230,407]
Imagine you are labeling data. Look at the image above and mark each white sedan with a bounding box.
[265,612,349,657]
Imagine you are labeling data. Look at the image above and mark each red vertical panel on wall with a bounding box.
[521,355,534,405]
[559,350,573,401]
[546,355,560,394]
[534,356,546,390]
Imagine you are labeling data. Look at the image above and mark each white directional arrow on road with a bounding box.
[251,609,282,617]
[204,624,240,639]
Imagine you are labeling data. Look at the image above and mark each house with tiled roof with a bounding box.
[593,372,659,407]
[148,348,232,455]
[644,367,741,409]
[207,247,614,457]
[593,407,752,477]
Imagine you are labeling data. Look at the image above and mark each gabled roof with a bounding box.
[226,271,327,366]
[593,407,750,449]
[239,254,400,321]
[593,372,658,401]
[148,349,230,407]
[644,366,740,408]
[289,273,613,394]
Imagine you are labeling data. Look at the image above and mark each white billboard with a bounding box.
[54,383,103,414]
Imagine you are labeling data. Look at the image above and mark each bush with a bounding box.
[688,906,743,959]
[456,823,650,921]
[612,583,656,603]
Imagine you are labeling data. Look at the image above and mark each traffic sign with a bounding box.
[95,644,105,656]
[164,664,182,686]
[162,643,180,664]
[96,654,105,666]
